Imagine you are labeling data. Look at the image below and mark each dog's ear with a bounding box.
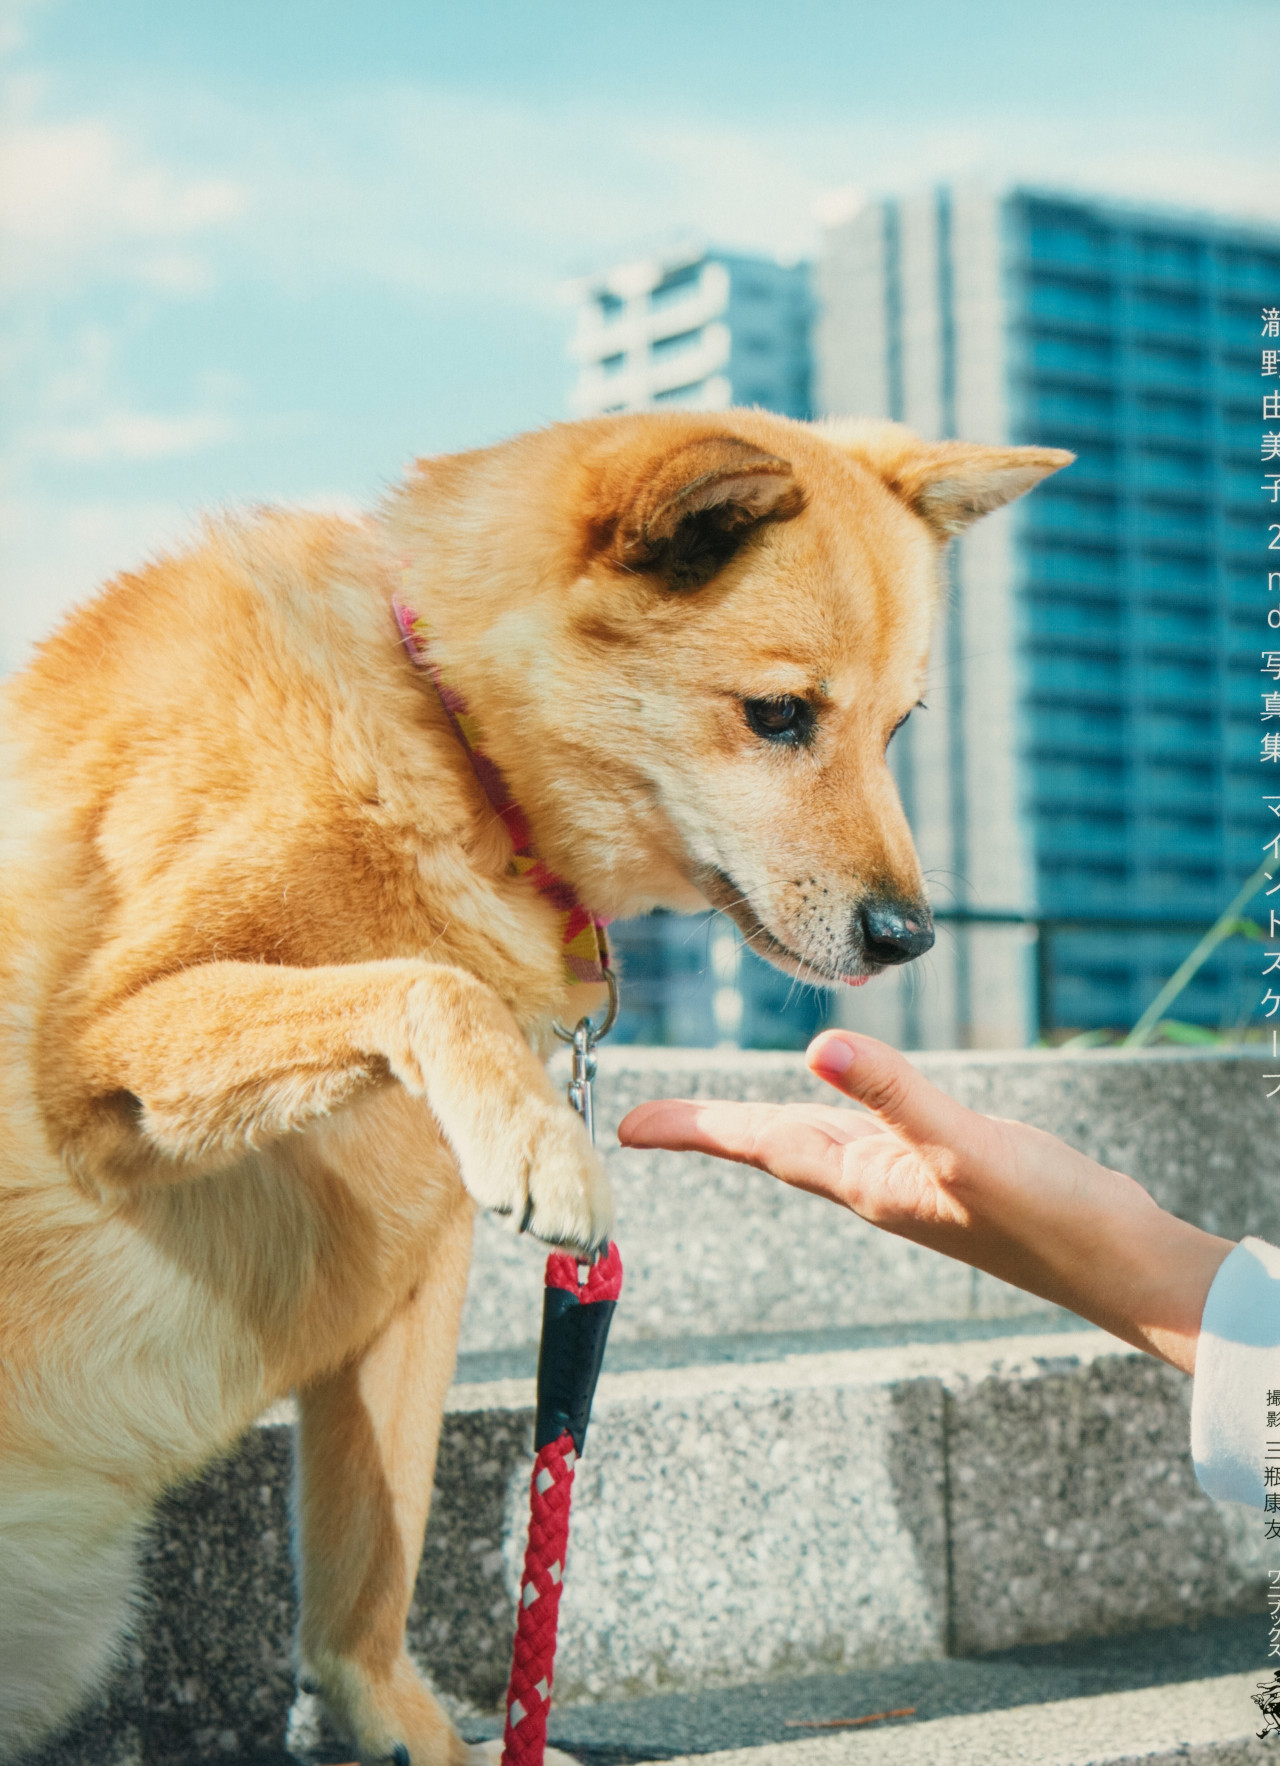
[817,421,1072,539]
[887,441,1074,537]
[589,435,806,591]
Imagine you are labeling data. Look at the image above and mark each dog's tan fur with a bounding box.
[0,410,1068,1762]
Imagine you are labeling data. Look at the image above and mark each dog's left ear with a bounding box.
[591,435,806,591]
[886,441,1074,537]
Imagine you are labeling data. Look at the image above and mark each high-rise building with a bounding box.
[818,185,1279,1046]
[568,243,812,421]
[567,243,820,1047]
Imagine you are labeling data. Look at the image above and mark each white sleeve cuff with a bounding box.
[1191,1235,1280,1508]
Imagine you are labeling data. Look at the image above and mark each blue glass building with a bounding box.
[818,185,1280,1045]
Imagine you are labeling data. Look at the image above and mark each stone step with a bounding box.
[459,1046,1280,1357]
[101,1613,1280,1766]
[621,1673,1272,1766]
[39,1325,1274,1762]
[501,1613,1274,1766]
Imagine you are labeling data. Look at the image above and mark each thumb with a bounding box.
[807,1030,972,1151]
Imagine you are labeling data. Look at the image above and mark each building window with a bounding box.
[1140,602,1211,643]
[1139,657,1213,701]
[598,291,624,319]
[1024,542,1120,587]
[1025,596,1121,641]
[1136,393,1205,440]
[1024,492,1117,546]
[650,263,702,310]
[1025,210,1112,268]
[653,380,706,403]
[601,352,625,373]
[652,327,703,358]
[1131,287,1202,337]
[1132,341,1202,386]
[1026,329,1113,377]
[1026,273,1113,327]
[1216,246,1280,289]
[1138,550,1211,592]
[1027,383,1115,431]
[1135,447,1207,490]
[1133,234,1201,278]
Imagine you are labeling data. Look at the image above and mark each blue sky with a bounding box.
[0,0,1273,670]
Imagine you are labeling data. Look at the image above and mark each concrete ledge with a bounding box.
[460,1047,1280,1355]
[638,1671,1272,1765]
[50,1331,1271,1760]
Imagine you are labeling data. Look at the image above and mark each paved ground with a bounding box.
[213,1611,1268,1765]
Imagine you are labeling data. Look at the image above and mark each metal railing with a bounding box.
[930,905,1255,1041]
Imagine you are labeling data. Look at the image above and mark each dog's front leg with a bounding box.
[65,957,613,1249]
[294,1181,473,1766]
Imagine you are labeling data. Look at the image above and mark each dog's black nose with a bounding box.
[858,896,935,965]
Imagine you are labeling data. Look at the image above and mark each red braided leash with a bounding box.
[398,580,622,1765]
[501,1244,623,1766]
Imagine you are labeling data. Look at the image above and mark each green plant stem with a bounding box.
[1122,857,1273,1049]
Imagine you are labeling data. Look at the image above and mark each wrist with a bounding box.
[1089,1210,1234,1375]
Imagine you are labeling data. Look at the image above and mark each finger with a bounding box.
[618,1097,726,1152]
[806,1031,977,1153]
[618,1096,857,1189]
[619,1098,795,1162]
[618,1097,882,1154]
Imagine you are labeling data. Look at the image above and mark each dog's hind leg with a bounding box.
[292,1182,474,1766]
[0,1482,142,1765]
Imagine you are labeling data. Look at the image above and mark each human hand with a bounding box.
[617,1030,1232,1374]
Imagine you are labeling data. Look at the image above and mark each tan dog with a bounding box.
[0,410,1068,1763]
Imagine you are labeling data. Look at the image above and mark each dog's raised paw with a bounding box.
[512,1099,614,1253]
[460,1094,613,1253]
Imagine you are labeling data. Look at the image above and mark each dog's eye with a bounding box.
[743,696,814,746]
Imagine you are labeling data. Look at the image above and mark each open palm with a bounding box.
[617,1031,1228,1375]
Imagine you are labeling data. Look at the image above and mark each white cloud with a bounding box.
[0,77,245,293]
[1,60,1273,320]
[173,85,1279,311]
[33,408,237,463]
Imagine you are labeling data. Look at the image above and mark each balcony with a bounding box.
[569,261,731,369]
[571,321,731,416]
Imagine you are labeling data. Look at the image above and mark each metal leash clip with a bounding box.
[552,968,619,1148]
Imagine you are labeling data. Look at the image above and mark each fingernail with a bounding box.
[811,1035,855,1074]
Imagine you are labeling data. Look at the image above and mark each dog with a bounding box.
[0,409,1069,1762]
